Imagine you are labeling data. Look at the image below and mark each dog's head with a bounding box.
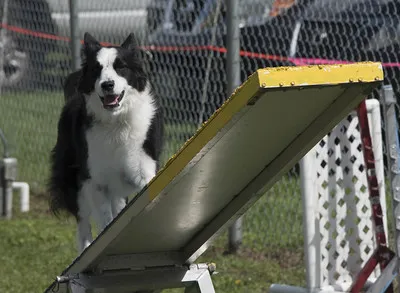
[78,32,149,118]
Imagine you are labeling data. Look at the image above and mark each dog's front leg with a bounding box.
[111,197,127,218]
[92,197,114,233]
[134,156,157,190]
[77,185,94,253]
[77,216,93,253]
[85,182,114,234]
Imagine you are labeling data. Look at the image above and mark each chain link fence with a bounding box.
[0,0,399,291]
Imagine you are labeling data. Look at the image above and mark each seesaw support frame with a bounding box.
[44,63,385,293]
[63,263,216,293]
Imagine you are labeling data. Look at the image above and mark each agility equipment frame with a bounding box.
[44,62,384,293]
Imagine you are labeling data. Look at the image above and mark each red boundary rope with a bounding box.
[1,22,400,68]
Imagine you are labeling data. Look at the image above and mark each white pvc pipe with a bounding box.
[300,147,321,290]
[366,99,388,242]
[11,181,29,212]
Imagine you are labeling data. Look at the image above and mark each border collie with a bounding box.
[48,32,164,253]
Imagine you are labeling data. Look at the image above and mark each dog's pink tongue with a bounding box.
[103,95,119,105]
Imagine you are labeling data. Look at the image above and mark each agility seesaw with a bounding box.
[44,62,384,293]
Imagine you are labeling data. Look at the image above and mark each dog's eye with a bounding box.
[114,58,127,69]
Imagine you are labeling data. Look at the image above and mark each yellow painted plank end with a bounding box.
[256,62,384,88]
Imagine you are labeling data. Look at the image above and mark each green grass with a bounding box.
[0,91,63,193]
[0,176,305,293]
[0,206,76,292]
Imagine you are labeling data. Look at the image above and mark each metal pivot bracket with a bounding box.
[0,157,17,219]
[57,263,217,293]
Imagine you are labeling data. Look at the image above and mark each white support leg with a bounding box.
[12,181,29,212]
[184,265,216,293]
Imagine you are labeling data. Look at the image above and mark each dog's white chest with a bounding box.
[85,124,155,198]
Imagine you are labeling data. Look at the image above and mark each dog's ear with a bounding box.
[121,33,139,50]
[82,32,101,54]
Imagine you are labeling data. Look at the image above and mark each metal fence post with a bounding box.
[0,128,8,219]
[0,0,10,96]
[226,0,242,253]
[69,0,80,71]
[381,85,400,273]
[197,0,223,128]
[0,128,17,220]
[0,157,17,219]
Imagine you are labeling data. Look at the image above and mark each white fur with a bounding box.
[76,47,157,252]
[95,48,127,99]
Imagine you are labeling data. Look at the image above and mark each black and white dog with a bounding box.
[48,32,164,253]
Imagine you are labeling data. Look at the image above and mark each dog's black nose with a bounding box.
[101,80,115,91]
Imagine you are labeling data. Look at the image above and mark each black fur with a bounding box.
[48,94,92,219]
[143,98,164,170]
[63,69,81,102]
[48,32,164,219]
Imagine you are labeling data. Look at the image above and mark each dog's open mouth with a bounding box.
[99,91,125,110]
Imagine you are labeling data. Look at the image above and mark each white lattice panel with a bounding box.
[302,99,387,292]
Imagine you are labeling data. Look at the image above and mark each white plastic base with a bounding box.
[12,181,30,212]
[0,181,30,213]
